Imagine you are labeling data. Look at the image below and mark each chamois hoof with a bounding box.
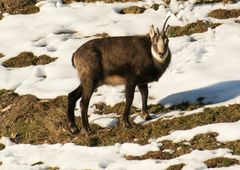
[142,114,152,121]
[69,124,80,135]
[81,128,94,137]
[122,121,133,129]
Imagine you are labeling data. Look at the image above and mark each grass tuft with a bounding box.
[166,163,185,170]
[204,157,239,168]
[2,52,57,68]
[62,0,139,3]
[119,6,146,14]
[0,0,39,15]
[208,9,240,19]
[168,20,221,37]
[0,143,5,150]
[0,53,4,58]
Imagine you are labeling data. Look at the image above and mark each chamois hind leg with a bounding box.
[122,77,136,128]
[138,84,152,120]
[67,85,83,134]
[80,79,97,135]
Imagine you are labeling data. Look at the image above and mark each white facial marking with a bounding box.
[151,46,164,63]
[157,39,164,54]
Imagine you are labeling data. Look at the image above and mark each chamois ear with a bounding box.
[149,25,155,40]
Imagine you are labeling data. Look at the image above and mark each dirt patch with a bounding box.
[119,6,146,14]
[208,9,240,19]
[0,0,39,15]
[204,157,239,168]
[166,163,185,170]
[168,20,221,37]
[2,52,57,68]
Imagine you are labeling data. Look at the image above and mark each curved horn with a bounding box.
[161,16,171,34]
[156,28,160,36]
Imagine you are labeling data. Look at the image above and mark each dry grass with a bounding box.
[2,52,57,68]
[166,163,185,170]
[204,157,239,168]
[1,89,240,147]
[0,0,39,15]
[208,9,240,19]
[0,53,4,58]
[1,89,240,170]
[62,0,139,3]
[168,20,221,37]
[0,143,5,150]
[119,6,146,14]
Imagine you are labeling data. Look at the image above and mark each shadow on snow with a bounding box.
[159,80,240,105]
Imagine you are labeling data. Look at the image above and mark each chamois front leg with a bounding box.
[122,77,136,128]
[138,84,152,120]
[67,85,83,134]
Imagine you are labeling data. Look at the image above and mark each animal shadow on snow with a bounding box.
[159,80,240,105]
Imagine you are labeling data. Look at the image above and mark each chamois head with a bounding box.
[149,16,170,63]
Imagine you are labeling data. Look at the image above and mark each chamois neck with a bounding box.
[152,47,171,71]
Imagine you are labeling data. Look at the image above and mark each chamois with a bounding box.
[67,16,171,134]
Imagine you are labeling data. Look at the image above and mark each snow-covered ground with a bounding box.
[0,0,240,169]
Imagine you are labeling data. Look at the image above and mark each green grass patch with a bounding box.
[204,157,239,168]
